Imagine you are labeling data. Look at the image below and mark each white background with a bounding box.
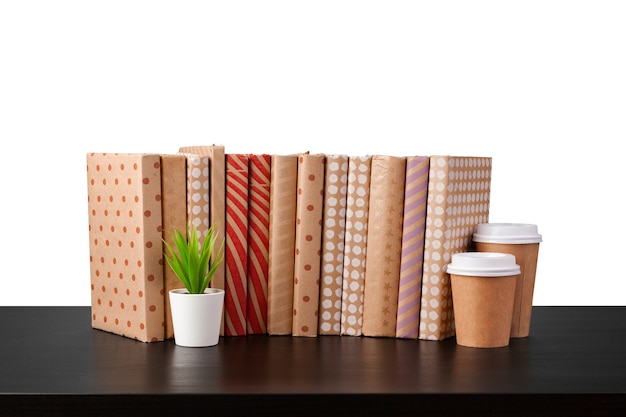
[1,1,624,306]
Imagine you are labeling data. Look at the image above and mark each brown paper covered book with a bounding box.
[362,156,406,337]
[395,156,429,339]
[159,154,187,339]
[292,153,325,337]
[247,154,271,334]
[267,155,298,335]
[340,156,372,336]
[224,154,249,336]
[318,154,349,335]
[177,152,210,238]
[87,153,165,343]
[419,156,492,341]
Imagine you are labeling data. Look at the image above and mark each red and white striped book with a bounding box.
[224,154,249,336]
[247,154,271,334]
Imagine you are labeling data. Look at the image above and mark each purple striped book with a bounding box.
[395,156,429,339]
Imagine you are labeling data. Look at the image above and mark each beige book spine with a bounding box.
[266,155,298,335]
[292,153,325,337]
[361,156,407,337]
[340,156,372,336]
[318,155,349,335]
[159,154,187,339]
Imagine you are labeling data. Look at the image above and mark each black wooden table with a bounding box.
[1,306,625,416]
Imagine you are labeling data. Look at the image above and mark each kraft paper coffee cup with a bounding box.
[473,223,542,338]
[447,252,520,348]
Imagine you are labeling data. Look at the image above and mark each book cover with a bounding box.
[266,154,298,335]
[395,156,430,339]
[87,153,165,343]
[247,153,271,334]
[340,156,372,336]
[224,154,249,336]
[159,154,187,340]
[177,152,210,239]
[419,156,492,341]
[318,154,349,335]
[292,153,325,337]
[361,155,407,337]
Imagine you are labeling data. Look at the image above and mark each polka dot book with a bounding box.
[177,153,210,241]
[318,154,349,336]
[87,153,167,343]
[292,153,326,337]
[419,156,493,341]
[340,156,372,337]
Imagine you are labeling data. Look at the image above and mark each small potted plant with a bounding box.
[164,223,225,347]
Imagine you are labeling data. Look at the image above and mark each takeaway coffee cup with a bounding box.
[447,252,520,348]
[473,223,542,338]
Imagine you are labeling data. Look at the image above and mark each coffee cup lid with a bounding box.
[473,223,542,244]
[445,252,521,277]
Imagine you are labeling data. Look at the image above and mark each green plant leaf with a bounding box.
[162,223,225,295]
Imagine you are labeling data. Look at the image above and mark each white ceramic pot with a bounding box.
[169,288,225,347]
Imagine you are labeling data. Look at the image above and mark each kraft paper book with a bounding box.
[159,154,187,340]
[87,153,165,343]
[418,156,492,341]
[267,154,298,335]
[395,156,429,339]
[340,155,372,337]
[318,154,349,335]
[361,155,406,337]
[292,153,325,337]
[224,154,250,336]
[247,153,271,334]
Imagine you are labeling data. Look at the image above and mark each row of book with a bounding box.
[86,146,492,343]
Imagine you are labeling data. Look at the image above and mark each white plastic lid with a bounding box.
[473,223,542,244]
[445,252,521,277]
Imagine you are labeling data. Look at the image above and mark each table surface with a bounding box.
[1,306,625,416]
